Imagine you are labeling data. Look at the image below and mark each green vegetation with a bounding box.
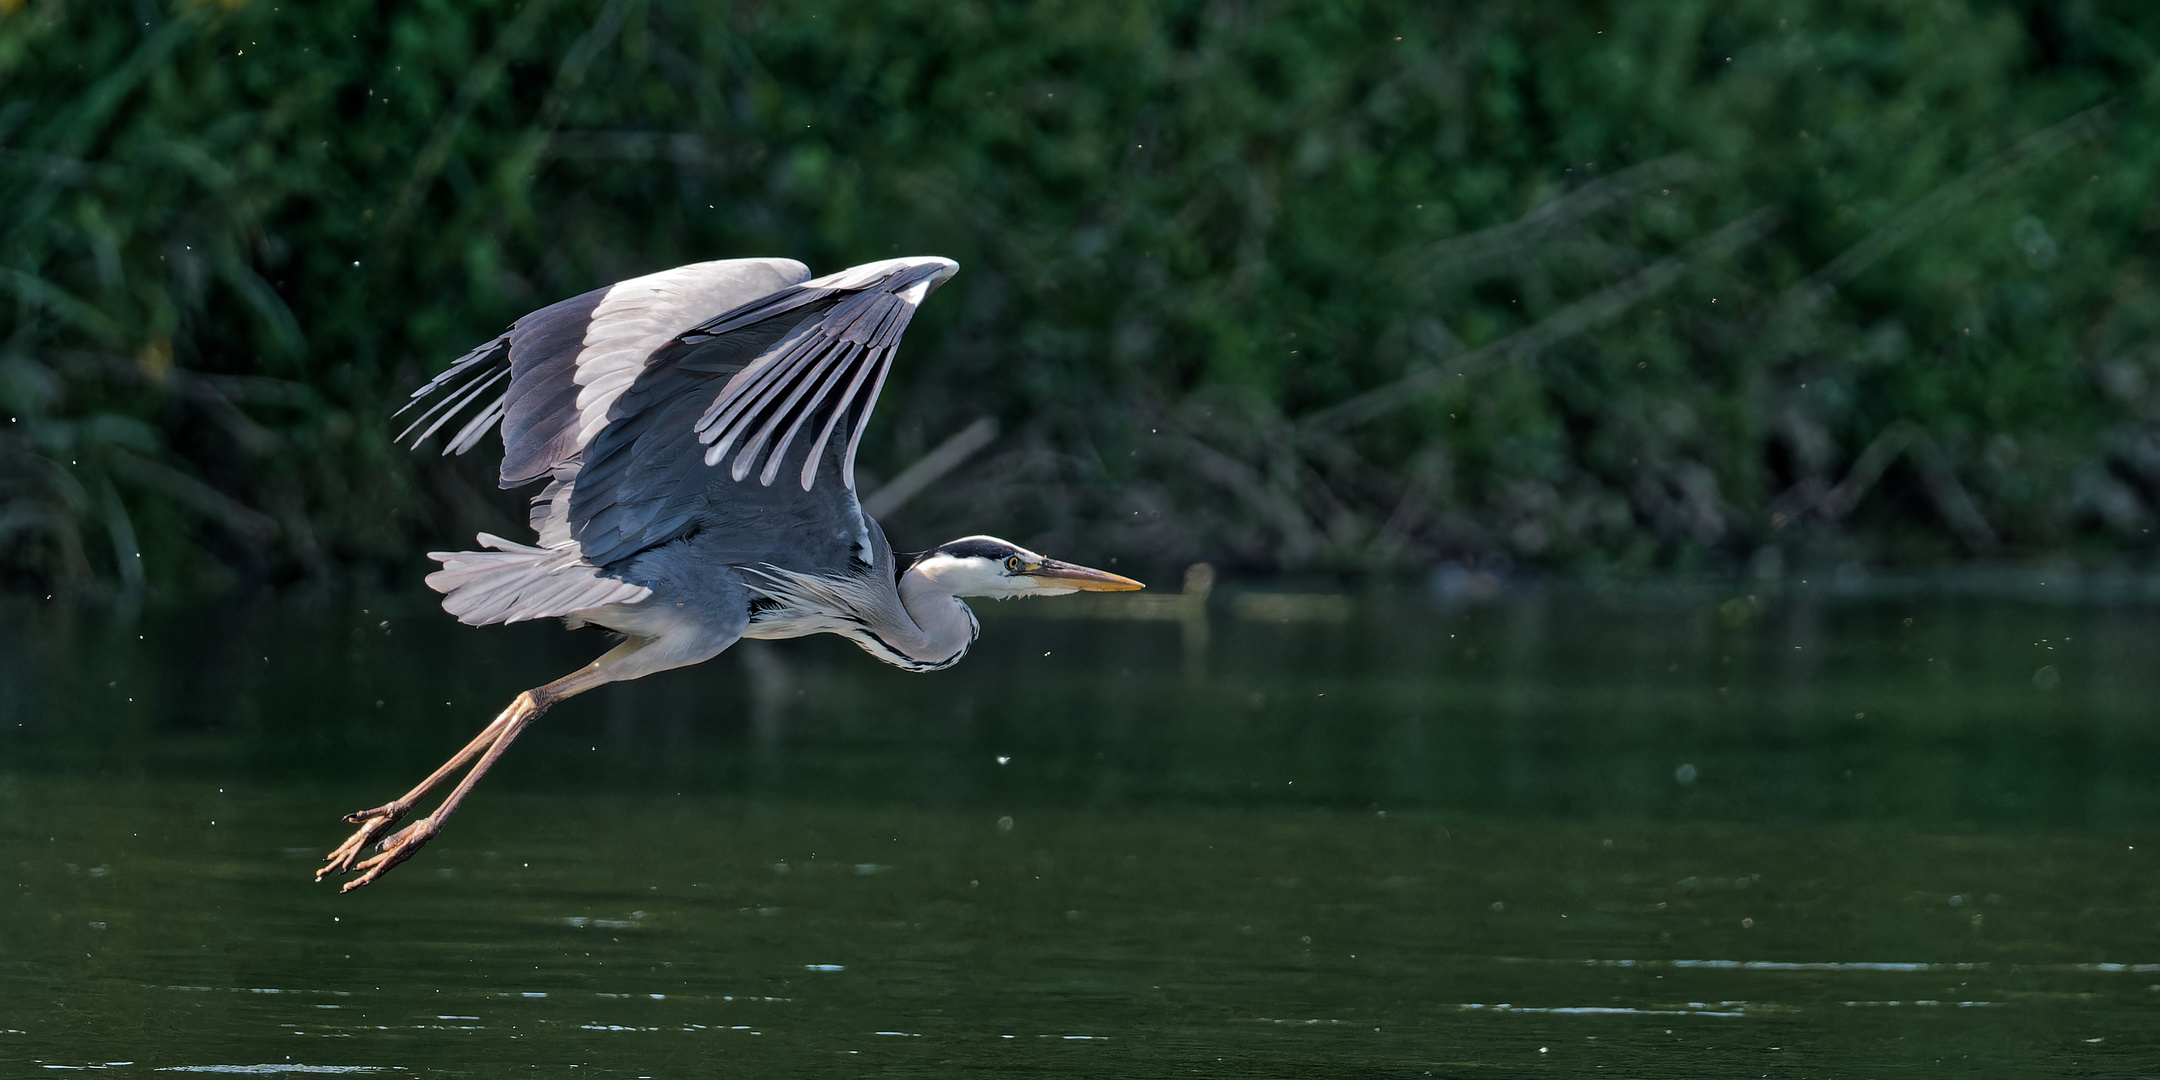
[3,0,2157,592]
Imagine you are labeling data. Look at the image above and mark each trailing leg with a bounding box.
[319,661,615,891]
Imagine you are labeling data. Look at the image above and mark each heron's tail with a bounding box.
[425,533,651,626]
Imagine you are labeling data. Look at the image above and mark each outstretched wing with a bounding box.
[567,256,957,567]
[398,257,814,485]
[403,255,956,573]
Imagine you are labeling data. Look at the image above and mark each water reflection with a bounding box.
[4,575,2159,1075]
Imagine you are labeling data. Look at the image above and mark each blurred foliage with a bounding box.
[3,0,2159,594]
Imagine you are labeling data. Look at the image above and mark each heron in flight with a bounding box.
[318,256,1142,891]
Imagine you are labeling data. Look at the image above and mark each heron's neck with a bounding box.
[889,562,978,669]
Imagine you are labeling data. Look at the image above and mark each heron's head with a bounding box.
[902,536,1144,600]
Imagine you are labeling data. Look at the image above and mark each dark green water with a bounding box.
[4,574,2158,1076]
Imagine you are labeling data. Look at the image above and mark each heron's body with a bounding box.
[319,256,1139,890]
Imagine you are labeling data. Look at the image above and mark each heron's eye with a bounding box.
[1004,555,1023,573]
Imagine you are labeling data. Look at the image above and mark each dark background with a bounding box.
[4,0,2159,594]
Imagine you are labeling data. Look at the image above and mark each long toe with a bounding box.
[340,818,439,892]
[318,813,400,880]
[319,800,415,879]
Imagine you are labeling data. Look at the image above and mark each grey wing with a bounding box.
[398,257,814,485]
[404,255,956,578]
[566,256,958,569]
[400,257,811,625]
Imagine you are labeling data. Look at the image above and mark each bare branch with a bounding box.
[1304,207,1783,433]
[1786,420,1998,553]
[1419,154,1711,287]
[109,450,280,545]
[1780,102,2117,316]
[862,417,999,518]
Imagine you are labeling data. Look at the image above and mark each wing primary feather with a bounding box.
[700,338,792,425]
[757,345,858,486]
[730,353,825,481]
[695,321,829,436]
[716,333,842,463]
[446,396,509,456]
[839,349,897,490]
[399,363,512,448]
[871,284,930,348]
[396,336,508,417]
[827,291,892,344]
[787,282,920,487]
[737,340,857,481]
[705,334,838,469]
[696,325,828,445]
[799,343,886,491]
[866,293,918,349]
[394,352,507,438]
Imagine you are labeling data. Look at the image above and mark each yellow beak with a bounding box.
[1028,559,1145,592]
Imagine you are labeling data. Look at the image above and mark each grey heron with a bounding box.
[318,256,1142,891]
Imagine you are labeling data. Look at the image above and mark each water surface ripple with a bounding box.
[3,580,2155,1075]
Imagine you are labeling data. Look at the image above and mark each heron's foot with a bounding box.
[336,816,443,893]
[315,803,409,882]
[312,677,582,892]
